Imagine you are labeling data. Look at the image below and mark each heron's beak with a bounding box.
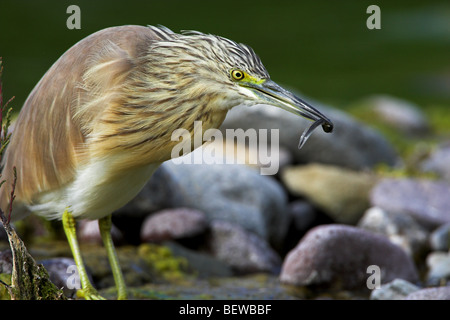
[242,78,334,148]
[244,79,334,133]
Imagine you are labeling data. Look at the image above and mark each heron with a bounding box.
[0,25,333,300]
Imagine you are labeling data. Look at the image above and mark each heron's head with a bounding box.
[144,25,333,140]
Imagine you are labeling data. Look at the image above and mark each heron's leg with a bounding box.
[98,215,127,300]
[62,209,105,300]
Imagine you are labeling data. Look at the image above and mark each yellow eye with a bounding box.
[231,69,245,81]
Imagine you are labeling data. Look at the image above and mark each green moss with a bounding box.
[138,243,190,283]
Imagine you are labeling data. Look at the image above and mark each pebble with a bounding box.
[404,286,450,300]
[140,208,208,242]
[39,257,88,298]
[280,224,419,290]
[429,223,450,251]
[370,177,450,228]
[207,220,281,274]
[221,102,398,170]
[426,252,450,286]
[366,95,430,135]
[358,207,429,259]
[421,142,450,182]
[370,278,420,300]
[282,164,376,224]
[77,219,124,245]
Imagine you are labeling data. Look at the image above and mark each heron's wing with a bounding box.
[1,25,161,209]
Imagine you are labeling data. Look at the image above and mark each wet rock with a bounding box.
[426,252,450,286]
[0,250,13,274]
[371,178,450,228]
[77,219,124,245]
[358,207,429,259]
[370,279,420,300]
[280,225,419,290]
[282,164,376,224]
[404,287,450,300]
[39,258,86,298]
[429,223,450,251]
[207,220,281,274]
[221,103,398,170]
[163,162,289,249]
[140,208,208,242]
[422,142,450,182]
[366,95,430,135]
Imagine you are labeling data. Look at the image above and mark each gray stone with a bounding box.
[429,223,450,251]
[358,207,429,258]
[370,178,450,228]
[221,102,398,170]
[39,257,91,298]
[282,164,376,224]
[280,224,419,290]
[405,286,450,300]
[162,162,289,249]
[422,142,450,182]
[370,279,420,300]
[140,208,208,242]
[207,220,281,274]
[426,252,450,286]
[366,95,430,135]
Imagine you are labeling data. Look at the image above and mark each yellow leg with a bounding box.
[62,209,105,300]
[98,215,127,300]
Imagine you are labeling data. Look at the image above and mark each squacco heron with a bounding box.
[0,25,333,300]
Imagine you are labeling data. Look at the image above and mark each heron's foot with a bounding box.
[76,287,106,300]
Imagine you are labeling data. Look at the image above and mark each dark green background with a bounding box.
[1,0,449,111]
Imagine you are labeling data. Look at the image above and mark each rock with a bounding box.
[221,103,398,170]
[164,241,233,278]
[140,208,208,242]
[371,178,450,228]
[77,219,124,245]
[280,225,419,290]
[366,95,430,135]
[429,223,450,251]
[370,279,420,300]
[0,250,13,274]
[358,207,429,259]
[426,252,450,286]
[404,287,450,300]
[422,142,450,182]
[163,162,289,249]
[39,257,89,298]
[207,220,281,274]
[282,164,376,224]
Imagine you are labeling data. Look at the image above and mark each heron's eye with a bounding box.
[231,69,245,81]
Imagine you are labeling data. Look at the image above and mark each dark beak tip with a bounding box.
[322,122,334,133]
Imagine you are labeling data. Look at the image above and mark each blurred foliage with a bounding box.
[0,0,449,115]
